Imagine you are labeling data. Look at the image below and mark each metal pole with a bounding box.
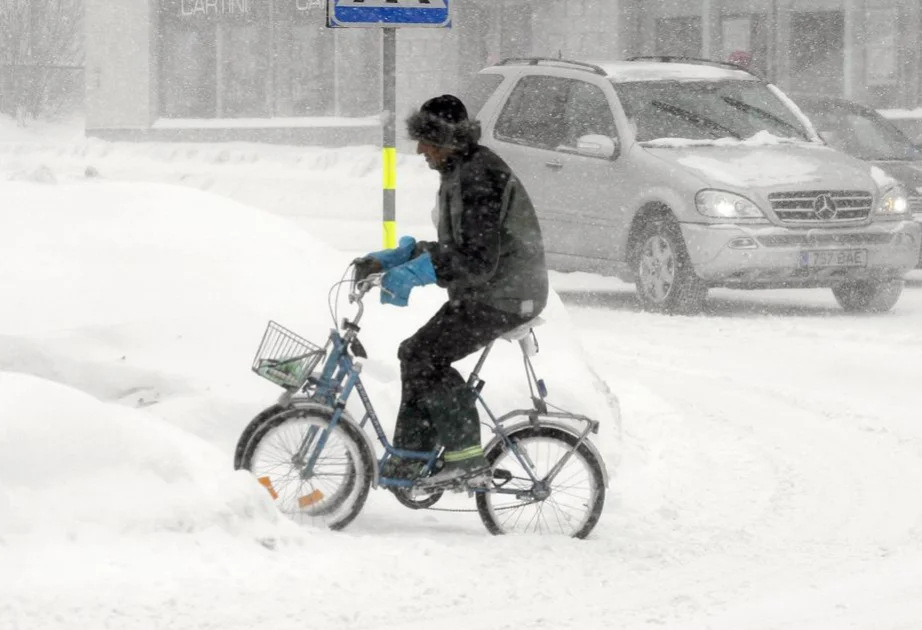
[701,0,712,59]
[843,0,857,100]
[382,27,397,249]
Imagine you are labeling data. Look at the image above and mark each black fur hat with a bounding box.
[406,94,482,149]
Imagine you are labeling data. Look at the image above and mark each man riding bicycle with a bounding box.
[357,94,548,486]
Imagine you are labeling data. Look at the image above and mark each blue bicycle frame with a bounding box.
[291,320,561,494]
[290,323,441,490]
[288,275,600,497]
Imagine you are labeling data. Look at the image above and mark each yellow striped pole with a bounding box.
[382,146,397,248]
[382,27,397,249]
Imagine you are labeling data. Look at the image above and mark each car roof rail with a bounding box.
[625,56,763,80]
[497,57,608,77]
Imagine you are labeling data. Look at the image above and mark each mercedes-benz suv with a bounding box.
[461,56,921,313]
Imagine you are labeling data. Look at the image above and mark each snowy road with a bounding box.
[553,273,922,628]
[7,277,922,630]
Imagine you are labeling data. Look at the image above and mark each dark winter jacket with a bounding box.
[418,132,548,318]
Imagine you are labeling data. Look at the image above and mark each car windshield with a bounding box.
[802,104,920,161]
[613,80,811,143]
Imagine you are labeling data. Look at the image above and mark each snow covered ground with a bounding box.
[2,116,922,629]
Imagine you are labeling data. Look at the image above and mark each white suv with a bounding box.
[462,57,921,313]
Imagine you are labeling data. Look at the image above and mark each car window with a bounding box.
[614,80,810,142]
[458,73,504,118]
[495,76,616,152]
[808,107,918,160]
[495,75,569,150]
[561,81,618,147]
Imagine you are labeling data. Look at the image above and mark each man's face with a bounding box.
[417,141,452,170]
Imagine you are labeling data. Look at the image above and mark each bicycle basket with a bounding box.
[251,321,326,390]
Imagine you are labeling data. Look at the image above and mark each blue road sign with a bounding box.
[328,0,451,28]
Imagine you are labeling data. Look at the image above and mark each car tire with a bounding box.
[633,218,707,314]
[831,279,903,313]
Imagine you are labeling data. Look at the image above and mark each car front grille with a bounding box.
[768,190,873,223]
[910,196,922,216]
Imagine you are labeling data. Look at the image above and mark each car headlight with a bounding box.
[695,190,765,219]
[876,186,909,217]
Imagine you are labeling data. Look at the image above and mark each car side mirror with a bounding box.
[576,134,619,160]
[817,130,838,145]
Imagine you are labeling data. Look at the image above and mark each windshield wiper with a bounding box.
[650,100,742,139]
[721,96,808,140]
[871,155,919,161]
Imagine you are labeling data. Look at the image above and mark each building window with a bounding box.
[865,8,898,86]
[789,11,845,96]
[220,23,271,117]
[721,14,768,76]
[160,23,217,118]
[655,17,701,58]
[158,0,337,119]
[274,20,334,116]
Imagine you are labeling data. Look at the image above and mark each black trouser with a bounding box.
[393,300,531,458]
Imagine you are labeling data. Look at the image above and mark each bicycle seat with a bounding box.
[501,316,545,342]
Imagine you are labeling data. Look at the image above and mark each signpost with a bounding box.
[328,0,451,248]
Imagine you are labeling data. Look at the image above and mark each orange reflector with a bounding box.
[298,489,324,509]
[257,476,278,500]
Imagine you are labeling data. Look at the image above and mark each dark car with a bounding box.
[795,95,922,265]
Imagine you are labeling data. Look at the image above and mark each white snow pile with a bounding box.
[0,113,437,244]
[0,372,285,540]
[0,177,619,543]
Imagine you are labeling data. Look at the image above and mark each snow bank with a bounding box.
[0,114,438,250]
[0,372,285,541]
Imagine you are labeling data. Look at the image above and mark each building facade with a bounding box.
[529,0,920,108]
[84,0,922,144]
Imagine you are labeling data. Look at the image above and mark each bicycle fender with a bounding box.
[288,399,381,489]
[233,404,287,470]
[484,417,610,488]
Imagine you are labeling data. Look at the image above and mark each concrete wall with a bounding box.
[85,0,155,130]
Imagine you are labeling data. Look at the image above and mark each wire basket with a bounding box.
[251,321,326,390]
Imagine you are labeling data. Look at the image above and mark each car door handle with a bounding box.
[545,159,564,169]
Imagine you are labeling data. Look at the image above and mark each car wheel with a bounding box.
[634,218,707,314]
[831,279,903,313]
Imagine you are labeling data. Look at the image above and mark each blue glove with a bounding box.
[381,253,437,307]
[366,236,417,270]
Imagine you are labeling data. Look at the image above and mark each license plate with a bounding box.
[799,249,868,268]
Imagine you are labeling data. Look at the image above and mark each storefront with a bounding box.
[85,0,545,144]
[157,0,371,119]
[87,0,388,143]
[84,0,922,143]
[616,0,921,108]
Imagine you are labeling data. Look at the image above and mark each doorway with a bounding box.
[789,11,844,96]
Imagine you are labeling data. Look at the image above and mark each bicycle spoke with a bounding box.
[249,415,365,527]
[483,433,600,538]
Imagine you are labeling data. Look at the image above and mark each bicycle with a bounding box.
[233,267,608,538]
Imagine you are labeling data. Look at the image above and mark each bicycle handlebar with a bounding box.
[351,272,385,301]
[345,272,388,329]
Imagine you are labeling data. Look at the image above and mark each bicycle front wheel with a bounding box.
[476,426,605,539]
[241,407,374,531]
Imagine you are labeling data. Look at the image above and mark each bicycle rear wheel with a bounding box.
[476,426,605,539]
[241,407,374,531]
